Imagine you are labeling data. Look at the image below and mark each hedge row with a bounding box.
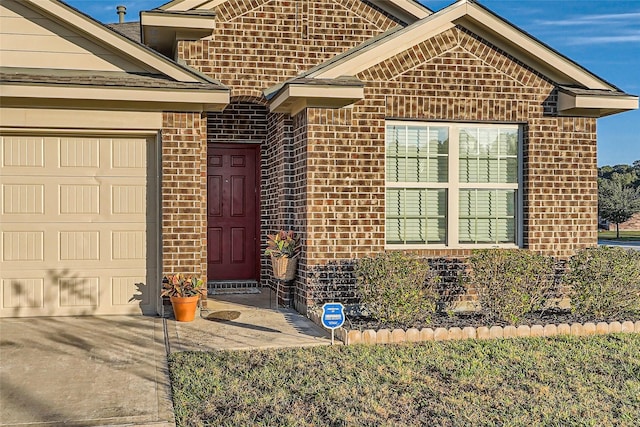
[354,247,640,325]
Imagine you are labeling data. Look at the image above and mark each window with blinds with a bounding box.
[386,122,521,248]
[386,124,448,245]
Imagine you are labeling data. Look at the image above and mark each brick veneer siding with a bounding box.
[296,27,597,309]
[168,2,599,313]
[608,212,640,231]
[161,112,208,282]
[172,0,401,305]
[176,0,401,99]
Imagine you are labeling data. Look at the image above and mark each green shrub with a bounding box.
[355,252,438,325]
[564,246,640,318]
[469,249,555,324]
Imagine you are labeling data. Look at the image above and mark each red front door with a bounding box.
[207,145,260,281]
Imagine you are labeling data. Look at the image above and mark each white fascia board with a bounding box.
[287,84,364,99]
[163,0,213,11]
[141,11,215,31]
[369,0,431,23]
[1,84,230,112]
[22,0,202,83]
[558,91,639,116]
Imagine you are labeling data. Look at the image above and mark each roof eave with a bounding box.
[368,0,432,24]
[557,91,639,118]
[267,82,365,115]
[20,0,210,85]
[141,10,215,57]
[310,0,619,93]
[1,83,230,112]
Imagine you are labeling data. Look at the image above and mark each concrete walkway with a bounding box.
[0,290,331,426]
[166,291,332,352]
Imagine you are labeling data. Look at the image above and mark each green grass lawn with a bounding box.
[598,230,640,241]
[168,334,640,426]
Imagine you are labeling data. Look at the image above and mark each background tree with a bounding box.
[598,179,640,238]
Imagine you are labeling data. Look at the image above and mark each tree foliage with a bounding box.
[598,162,640,237]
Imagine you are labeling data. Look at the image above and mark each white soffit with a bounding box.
[369,0,432,23]
[269,84,365,115]
[558,92,639,118]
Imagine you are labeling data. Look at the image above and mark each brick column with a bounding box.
[161,112,208,286]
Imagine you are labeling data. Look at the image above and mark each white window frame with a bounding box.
[385,120,523,250]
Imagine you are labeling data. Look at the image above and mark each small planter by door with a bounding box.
[271,255,298,281]
[169,295,200,322]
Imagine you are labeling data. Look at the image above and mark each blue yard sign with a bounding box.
[322,303,345,345]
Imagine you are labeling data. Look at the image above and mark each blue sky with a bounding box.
[68,0,639,167]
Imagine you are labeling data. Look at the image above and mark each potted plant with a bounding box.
[161,274,206,322]
[265,230,300,281]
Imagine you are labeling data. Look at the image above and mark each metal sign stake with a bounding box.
[321,302,345,345]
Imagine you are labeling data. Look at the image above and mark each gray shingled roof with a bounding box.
[106,22,142,43]
[0,67,226,91]
[558,86,635,97]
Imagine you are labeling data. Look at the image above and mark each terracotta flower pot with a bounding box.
[169,295,200,322]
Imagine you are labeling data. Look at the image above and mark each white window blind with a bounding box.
[386,124,448,245]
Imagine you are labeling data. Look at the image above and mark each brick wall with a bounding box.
[176,0,401,99]
[608,212,640,231]
[161,112,208,282]
[171,0,400,307]
[167,2,599,312]
[302,27,597,276]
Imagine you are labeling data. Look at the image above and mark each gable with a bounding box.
[158,0,431,23]
[0,0,148,73]
[268,0,636,118]
[0,0,229,112]
[359,27,555,117]
[144,0,404,60]
[370,28,548,90]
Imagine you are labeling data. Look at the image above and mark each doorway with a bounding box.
[207,144,260,282]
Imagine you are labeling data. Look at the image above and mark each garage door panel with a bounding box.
[2,277,44,309]
[1,176,148,222]
[59,276,99,307]
[0,136,148,176]
[1,135,46,168]
[0,134,157,317]
[112,274,149,306]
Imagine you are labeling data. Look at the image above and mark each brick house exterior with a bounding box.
[2,0,635,317]
[139,0,637,313]
[606,213,640,232]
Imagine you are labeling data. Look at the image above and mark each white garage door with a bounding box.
[0,134,158,317]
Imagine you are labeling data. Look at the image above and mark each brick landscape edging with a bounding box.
[308,311,640,345]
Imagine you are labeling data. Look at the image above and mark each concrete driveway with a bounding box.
[0,291,331,426]
[0,316,174,427]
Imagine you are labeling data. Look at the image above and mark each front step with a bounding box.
[207,280,260,295]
